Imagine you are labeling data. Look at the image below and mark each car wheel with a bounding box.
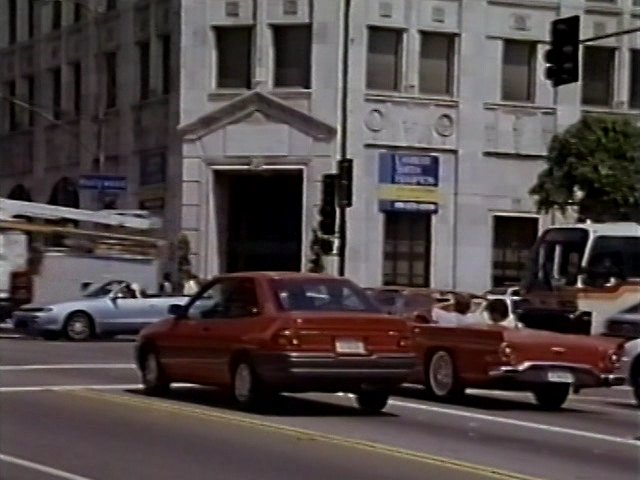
[355,391,390,413]
[424,350,463,401]
[533,384,570,410]
[141,350,170,396]
[63,312,94,341]
[232,360,266,410]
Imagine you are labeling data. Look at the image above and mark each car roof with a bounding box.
[218,271,343,281]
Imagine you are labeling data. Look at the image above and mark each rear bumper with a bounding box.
[253,352,417,392]
[487,362,625,389]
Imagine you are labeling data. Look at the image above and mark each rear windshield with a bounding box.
[271,278,383,313]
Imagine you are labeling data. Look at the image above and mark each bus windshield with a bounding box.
[523,227,589,290]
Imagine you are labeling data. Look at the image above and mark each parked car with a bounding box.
[135,272,417,412]
[619,338,640,406]
[602,301,640,340]
[408,323,626,410]
[11,280,189,341]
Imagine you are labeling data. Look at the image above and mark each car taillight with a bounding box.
[607,349,621,369]
[273,329,300,347]
[499,342,515,364]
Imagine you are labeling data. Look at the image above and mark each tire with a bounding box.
[140,349,170,396]
[63,312,94,341]
[424,350,464,401]
[355,391,390,413]
[533,384,571,410]
[231,360,266,411]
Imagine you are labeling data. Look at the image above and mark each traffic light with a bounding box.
[337,158,353,208]
[544,15,580,88]
[318,173,337,236]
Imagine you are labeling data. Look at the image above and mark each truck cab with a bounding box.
[518,222,640,336]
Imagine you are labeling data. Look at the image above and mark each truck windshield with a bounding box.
[524,227,589,290]
[587,236,640,280]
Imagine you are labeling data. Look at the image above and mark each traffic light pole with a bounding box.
[580,26,640,44]
[337,0,352,277]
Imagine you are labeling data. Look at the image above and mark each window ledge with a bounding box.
[484,102,556,113]
[580,106,638,115]
[207,89,250,102]
[365,91,458,106]
[270,89,312,100]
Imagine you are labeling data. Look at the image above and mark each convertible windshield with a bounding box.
[271,278,383,313]
[83,281,127,298]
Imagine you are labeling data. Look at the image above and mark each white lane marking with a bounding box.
[0,453,94,480]
[0,364,136,371]
[0,383,196,393]
[384,398,640,446]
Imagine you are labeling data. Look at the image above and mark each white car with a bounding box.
[620,338,640,406]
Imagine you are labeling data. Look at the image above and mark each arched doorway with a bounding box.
[6,184,33,202]
[48,177,80,209]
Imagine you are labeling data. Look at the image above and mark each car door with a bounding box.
[179,278,262,386]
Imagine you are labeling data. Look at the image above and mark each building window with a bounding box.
[8,0,17,44]
[72,62,82,115]
[582,46,615,107]
[51,0,62,30]
[491,215,539,287]
[139,152,167,186]
[630,50,640,109]
[104,52,117,109]
[51,68,62,120]
[383,212,432,287]
[6,81,17,131]
[502,40,536,103]
[73,4,83,22]
[160,34,171,95]
[28,0,35,37]
[138,41,150,100]
[367,27,403,92]
[273,25,312,89]
[25,76,35,127]
[215,26,253,89]
[419,32,455,96]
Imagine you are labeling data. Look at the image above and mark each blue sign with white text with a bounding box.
[378,153,440,213]
[78,175,128,192]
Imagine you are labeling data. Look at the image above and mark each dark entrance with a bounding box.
[218,170,303,273]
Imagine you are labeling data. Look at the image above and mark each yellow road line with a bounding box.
[65,389,543,480]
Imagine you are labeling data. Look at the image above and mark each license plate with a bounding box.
[547,370,574,383]
[335,338,366,354]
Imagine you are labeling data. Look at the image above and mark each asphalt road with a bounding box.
[1,337,639,480]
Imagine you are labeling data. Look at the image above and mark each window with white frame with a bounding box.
[630,49,640,109]
[501,40,536,103]
[582,46,615,107]
[273,25,312,89]
[419,32,455,96]
[366,27,403,92]
[215,26,253,89]
[492,215,539,287]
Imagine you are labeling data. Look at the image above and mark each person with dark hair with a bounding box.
[484,298,520,328]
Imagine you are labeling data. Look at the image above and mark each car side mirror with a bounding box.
[168,304,186,318]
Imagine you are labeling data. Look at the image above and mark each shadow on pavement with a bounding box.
[392,385,584,413]
[125,387,397,418]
